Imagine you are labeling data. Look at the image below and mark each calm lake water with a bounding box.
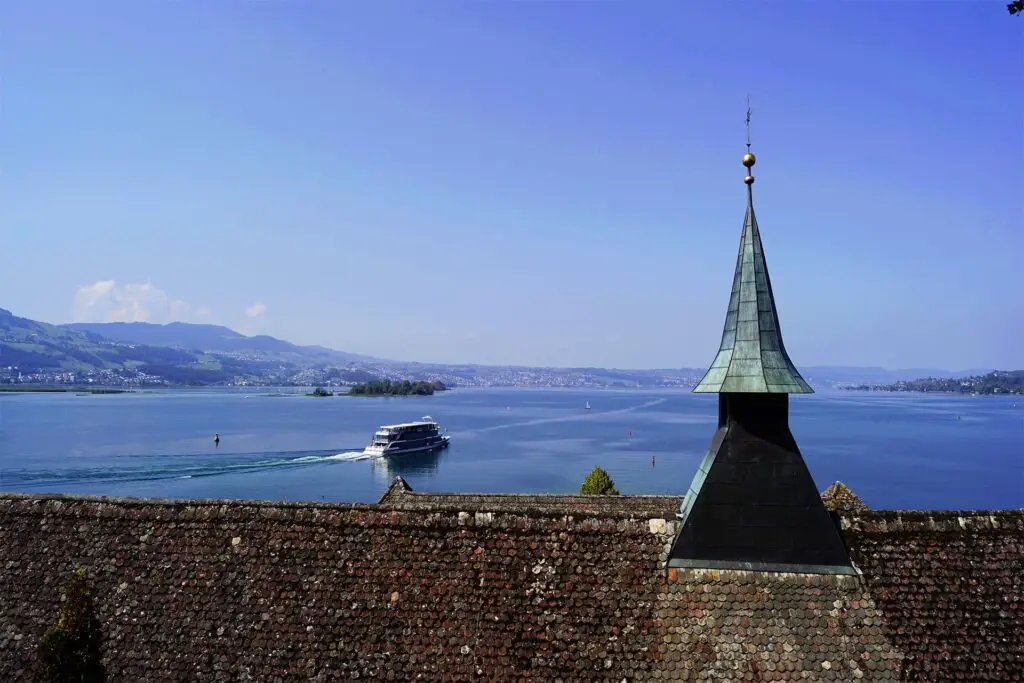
[0,388,1020,510]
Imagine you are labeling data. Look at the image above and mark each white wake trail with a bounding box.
[324,451,370,462]
[466,397,668,436]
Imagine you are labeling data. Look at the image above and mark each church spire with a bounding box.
[666,113,853,575]
[692,110,812,394]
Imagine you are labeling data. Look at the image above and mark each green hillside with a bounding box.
[1,308,126,372]
[65,321,380,364]
[0,308,285,385]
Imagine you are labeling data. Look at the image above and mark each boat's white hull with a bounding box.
[364,436,450,458]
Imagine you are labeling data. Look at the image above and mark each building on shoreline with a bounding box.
[1,148,1021,681]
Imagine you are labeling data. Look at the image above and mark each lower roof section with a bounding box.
[0,490,1020,681]
[661,567,899,679]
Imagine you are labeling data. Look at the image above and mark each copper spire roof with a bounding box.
[692,149,813,394]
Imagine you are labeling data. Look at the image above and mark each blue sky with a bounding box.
[3,2,1021,369]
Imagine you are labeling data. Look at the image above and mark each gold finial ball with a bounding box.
[742,152,757,168]
[744,175,755,185]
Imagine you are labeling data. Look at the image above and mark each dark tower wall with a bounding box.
[669,393,854,573]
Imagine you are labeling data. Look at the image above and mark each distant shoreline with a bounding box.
[839,370,1022,396]
[343,393,436,397]
[841,388,1019,398]
[0,386,131,394]
[840,387,999,396]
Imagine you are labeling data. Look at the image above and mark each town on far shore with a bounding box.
[1,309,1019,394]
[840,370,1023,396]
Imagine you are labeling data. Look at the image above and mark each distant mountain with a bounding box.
[64,321,381,364]
[1,309,341,385]
[1,308,207,378]
[1,307,1009,389]
[65,321,249,351]
[1,308,115,371]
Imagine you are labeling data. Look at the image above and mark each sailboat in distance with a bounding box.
[585,401,591,410]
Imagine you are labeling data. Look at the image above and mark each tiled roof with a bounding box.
[842,510,1024,681]
[378,476,684,518]
[659,568,901,680]
[0,493,672,682]
[1,491,1021,681]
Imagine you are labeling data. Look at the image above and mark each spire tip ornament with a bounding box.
[743,98,756,180]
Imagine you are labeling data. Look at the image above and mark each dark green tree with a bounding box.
[346,378,446,396]
[33,566,106,683]
[1009,1,1023,15]
[580,466,619,495]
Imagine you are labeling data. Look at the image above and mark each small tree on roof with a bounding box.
[580,466,619,495]
[33,566,106,683]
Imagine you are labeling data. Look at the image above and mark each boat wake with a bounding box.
[463,397,668,436]
[323,451,370,462]
[3,447,369,488]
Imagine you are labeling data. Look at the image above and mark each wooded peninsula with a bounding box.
[842,370,1023,395]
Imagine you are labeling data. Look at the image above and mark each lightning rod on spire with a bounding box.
[742,96,756,184]
[745,95,752,151]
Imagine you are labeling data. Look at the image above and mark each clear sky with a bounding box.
[3,1,1022,369]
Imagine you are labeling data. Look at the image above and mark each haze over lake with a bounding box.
[0,388,1020,510]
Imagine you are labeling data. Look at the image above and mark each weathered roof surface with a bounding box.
[1,491,1021,681]
[0,493,674,682]
[842,510,1024,681]
[378,476,683,518]
[693,182,813,394]
[660,568,901,680]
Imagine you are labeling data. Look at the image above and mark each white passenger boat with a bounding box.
[362,416,450,457]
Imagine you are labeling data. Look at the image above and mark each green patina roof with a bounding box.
[693,182,812,394]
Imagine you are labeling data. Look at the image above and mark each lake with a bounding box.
[0,388,1020,510]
